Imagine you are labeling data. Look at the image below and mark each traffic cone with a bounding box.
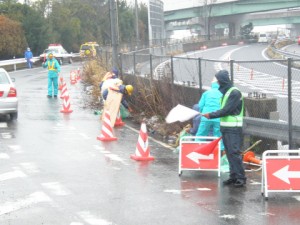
[97,111,117,141]
[58,77,64,90]
[76,68,81,81]
[114,110,125,127]
[131,122,154,161]
[70,70,77,85]
[60,81,68,99]
[243,151,261,165]
[60,92,73,113]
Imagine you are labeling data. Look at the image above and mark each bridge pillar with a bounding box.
[228,23,236,38]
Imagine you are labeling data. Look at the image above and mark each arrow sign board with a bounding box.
[179,136,221,177]
[266,159,300,190]
[262,150,300,199]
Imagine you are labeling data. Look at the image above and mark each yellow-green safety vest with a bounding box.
[48,61,56,71]
[220,87,244,127]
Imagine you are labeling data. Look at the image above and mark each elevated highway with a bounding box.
[164,0,300,38]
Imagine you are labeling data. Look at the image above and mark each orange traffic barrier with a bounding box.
[97,111,117,141]
[114,111,125,127]
[243,151,261,165]
[60,92,73,114]
[130,122,154,161]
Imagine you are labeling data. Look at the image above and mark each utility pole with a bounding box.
[135,0,139,49]
[110,0,119,69]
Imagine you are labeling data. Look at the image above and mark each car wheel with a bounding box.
[58,58,63,65]
[69,58,73,64]
[10,112,18,120]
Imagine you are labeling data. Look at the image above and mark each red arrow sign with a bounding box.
[266,159,300,190]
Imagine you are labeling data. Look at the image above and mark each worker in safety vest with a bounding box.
[42,53,61,98]
[202,70,246,188]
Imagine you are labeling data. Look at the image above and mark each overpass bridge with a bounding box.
[164,0,300,38]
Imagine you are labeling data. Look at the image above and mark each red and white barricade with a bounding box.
[179,136,221,177]
[261,150,300,200]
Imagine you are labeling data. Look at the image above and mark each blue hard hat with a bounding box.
[112,68,119,76]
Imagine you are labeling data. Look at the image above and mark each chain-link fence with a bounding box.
[120,50,300,151]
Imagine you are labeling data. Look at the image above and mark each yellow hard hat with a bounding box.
[125,85,133,95]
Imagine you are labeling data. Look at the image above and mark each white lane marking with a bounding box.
[93,145,105,151]
[79,133,91,139]
[1,132,13,139]
[0,170,27,182]
[103,153,129,166]
[196,188,211,191]
[0,123,7,128]
[293,196,300,201]
[8,145,23,154]
[164,189,194,194]
[78,211,114,225]
[0,153,10,159]
[20,162,40,173]
[0,192,51,216]
[259,212,275,216]
[219,214,236,219]
[41,182,71,196]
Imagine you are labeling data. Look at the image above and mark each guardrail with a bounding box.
[0,53,80,71]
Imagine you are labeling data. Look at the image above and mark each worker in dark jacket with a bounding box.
[202,70,246,188]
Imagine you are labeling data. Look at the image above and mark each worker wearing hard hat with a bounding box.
[102,84,134,112]
[42,52,61,98]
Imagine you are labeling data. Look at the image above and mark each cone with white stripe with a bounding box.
[114,110,125,127]
[97,110,117,141]
[70,70,77,85]
[60,92,73,113]
[60,81,68,99]
[58,77,64,90]
[131,122,154,161]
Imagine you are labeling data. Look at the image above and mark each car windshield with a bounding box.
[0,72,10,84]
[81,45,92,50]
[44,49,59,54]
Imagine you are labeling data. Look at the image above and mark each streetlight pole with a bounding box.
[110,0,119,69]
[135,0,139,49]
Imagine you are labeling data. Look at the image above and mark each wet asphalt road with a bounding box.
[0,63,300,225]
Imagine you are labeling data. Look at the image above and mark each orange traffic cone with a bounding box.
[60,81,68,99]
[70,70,77,85]
[58,77,64,90]
[97,111,117,141]
[131,122,154,161]
[243,151,261,165]
[60,92,73,113]
[114,110,125,127]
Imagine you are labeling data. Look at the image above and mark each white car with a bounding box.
[0,68,18,120]
[40,44,73,65]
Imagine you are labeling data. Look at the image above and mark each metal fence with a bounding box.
[120,50,300,150]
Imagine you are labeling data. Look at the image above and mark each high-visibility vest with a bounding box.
[220,87,244,127]
[48,61,56,71]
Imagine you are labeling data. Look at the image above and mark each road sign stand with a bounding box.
[179,136,221,177]
[262,150,300,200]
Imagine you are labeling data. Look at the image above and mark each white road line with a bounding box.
[79,133,91,139]
[0,153,10,159]
[41,182,71,196]
[20,162,40,173]
[0,192,51,216]
[7,145,23,154]
[1,132,13,139]
[78,211,114,225]
[0,123,7,128]
[0,170,27,182]
[93,145,105,151]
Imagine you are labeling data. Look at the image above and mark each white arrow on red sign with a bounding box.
[273,165,300,184]
[186,152,214,164]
